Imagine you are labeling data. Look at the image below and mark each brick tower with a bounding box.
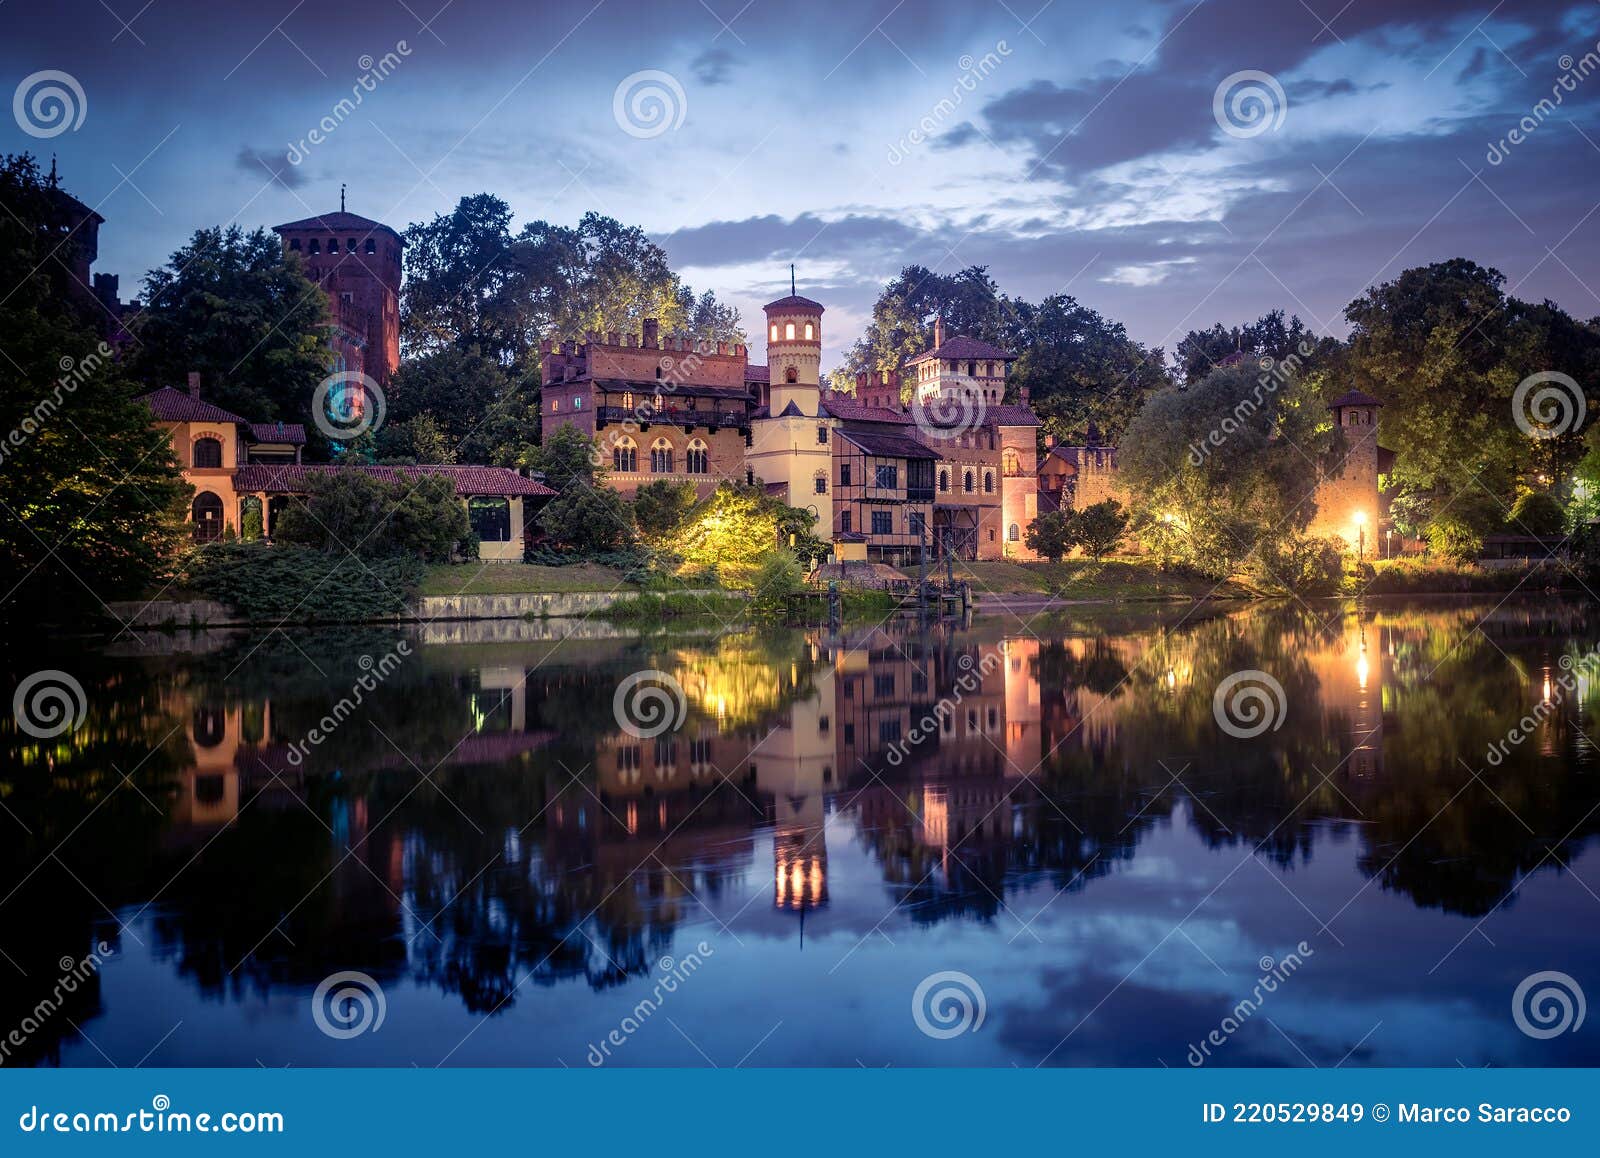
[273,200,403,385]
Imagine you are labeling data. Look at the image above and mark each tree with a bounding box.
[529,424,635,554]
[1014,296,1170,445]
[674,482,825,586]
[271,469,467,563]
[1071,500,1128,559]
[1175,310,1337,386]
[0,154,190,625]
[383,345,535,465]
[1024,512,1074,563]
[633,479,698,542]
[126,225,331,424]
[1507,491,1565,537]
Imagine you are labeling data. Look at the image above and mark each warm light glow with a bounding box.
[804,322,814,340]
[785,322,795,340]
[1357,655,1369,690]
[769,323,778,341]
[1353,511,1367,526]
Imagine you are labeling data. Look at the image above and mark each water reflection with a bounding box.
[3,599,1599,1066]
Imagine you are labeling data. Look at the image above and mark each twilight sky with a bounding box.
[4,0,1600,369]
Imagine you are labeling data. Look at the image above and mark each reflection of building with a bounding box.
[1307,617,1386,780]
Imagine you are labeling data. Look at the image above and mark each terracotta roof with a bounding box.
[837,429,942,460]
[138,386,249,426]
[907,334,1016,364]
[248,421,306,445]
[744,363,770,384]
[272,211,404,242]
[820,396,913,424]
[232,464,555,497]
[985,403,1042,427]
[1328,389,1383,409]
[764,294,825,312]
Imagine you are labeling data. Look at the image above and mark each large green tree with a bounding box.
[0,155,190,624]
[125,225,330,422]
[1175,309,1339,386]
[378,344,537,466]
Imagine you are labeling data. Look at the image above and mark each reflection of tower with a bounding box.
[755,669,837,928]
[1002,638,1041,774]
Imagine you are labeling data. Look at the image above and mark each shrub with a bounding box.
[1245,534,1344,595]
[1024,512,1073,562]
[181,542,423,622]
[1507,491,1566,537]
[749,550,804,618]
[271,469,467,563]
[1072,499,1129,559]
[1423,515,1485,563]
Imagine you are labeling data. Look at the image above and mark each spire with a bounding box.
[48,155,58,188]
[341,183,346,213]
[790,263,796,297]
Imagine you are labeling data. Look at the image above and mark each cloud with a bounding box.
[691,47,739,86]
[236,145,305,189]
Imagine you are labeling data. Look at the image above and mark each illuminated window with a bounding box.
[785,322,795,340]
[770,323,779,341]
[804,322,814,340]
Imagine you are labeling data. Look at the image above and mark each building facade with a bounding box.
[272,209,403,386]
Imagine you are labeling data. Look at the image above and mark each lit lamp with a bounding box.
[1353,511,1366,563]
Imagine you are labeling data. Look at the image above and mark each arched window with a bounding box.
[621,390,634,409]
[938,469,950,493]
[308,239,320,254]
[983,470,994,494]
[365,238,376,254]
[785,322,795,340]
[347,238,357,252]
[770,323,779,341]
[686,438,708,474]
[963,469,974,493]
[786,366,797,384]
[1008,522,1020,542]
[327,238,339,253]
[468,496,512,542]
[1003,449,1021,475]
[804,322,814,340]
[613,436,637,473]
[192,436,223,468]
[191,492,224,542]
[651,437,674,473]
[289,238,301,251]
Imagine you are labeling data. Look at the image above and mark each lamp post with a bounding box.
[1354,511,1366,563]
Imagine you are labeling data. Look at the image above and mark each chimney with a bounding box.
[933,316,945,349]
[643,318,659,348]
[1019,385,1030,404]
[187,371,201,398]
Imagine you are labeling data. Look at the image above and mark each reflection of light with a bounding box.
[1357,654,1369,691]
[1543,670,1553,702]
[1165,668,1177,691]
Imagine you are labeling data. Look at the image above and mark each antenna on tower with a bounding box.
[791,263,796,297]
[341,183,346,213]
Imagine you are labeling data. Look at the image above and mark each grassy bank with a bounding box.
[421,562,633,596]
[923,558,1252,601]
[1364,557,1579,594]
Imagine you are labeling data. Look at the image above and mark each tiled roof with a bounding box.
[744,364,770,384]
[907,334,1016,364]
[138,386,249,426]
[764,294,825,312]
[1328,389,1383,409]
[232,464,556,497]
[985,403,1042,426]
[248,421,307,445]
[837,429,942,460]
[272,211,403,241]
[820,396,913,424]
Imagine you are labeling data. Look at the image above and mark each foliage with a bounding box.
[1424,516,1486,563]
[380,344,536,465]
[125,224,331,430]
[1119,360,1330,577]
[1506,491,1566,537]
[1024,511,1074,563]
[0,154,191,624]
[1175,309,1339,385]
[1071,499,1128,560]
[673,483,828,586]
[749,550,805,618]
[632,479,698,542]
[270,469,467,563]
[180,542,422,622]
[536,487,636,556]
[240,498,264,541]
[1367,557,1573,594]
[1243,534,1344,596]
[401,197,743,372]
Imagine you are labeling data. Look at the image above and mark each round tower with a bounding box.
[764,293,824,415]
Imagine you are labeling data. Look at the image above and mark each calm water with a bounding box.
[5,598,1599,1068]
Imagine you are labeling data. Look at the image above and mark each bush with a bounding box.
[1366,557,1571,594]
[749,550,804,618]
[1423,515,1485,563]
[1507,491,1566,537]
[1245,534,1344,595]
[181,542,424,622]
[1024,512,1073,562]
[271,469,467,563]
[1072,499,1129,559]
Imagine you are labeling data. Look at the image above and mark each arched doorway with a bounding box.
[192,492,224,542]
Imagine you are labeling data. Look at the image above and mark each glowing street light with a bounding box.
[1353,510,1367,563]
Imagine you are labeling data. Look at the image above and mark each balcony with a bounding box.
[596,405,747,433]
